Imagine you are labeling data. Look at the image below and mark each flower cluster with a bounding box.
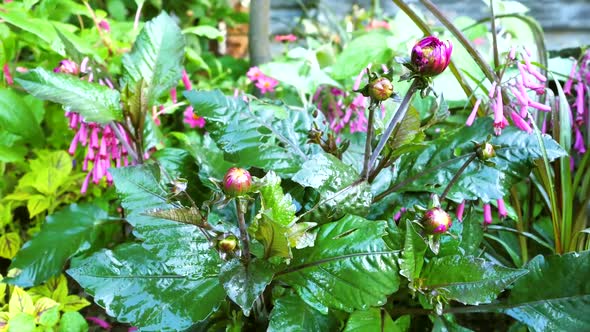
[466,46,549,135]
[563,50,589,155]
[55,57,134,194]
[246,66,278,95]
[456,198,507,226]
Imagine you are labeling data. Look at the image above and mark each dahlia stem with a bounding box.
[236,198,251,265]
[360,103,378,180]
[368,79,419,172]
[440,153,477,201]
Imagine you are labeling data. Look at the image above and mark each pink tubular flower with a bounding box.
[466,99,481,126]
[574,126,586,154]
[255,76,278,94]
[86,316,111,330]
[274,34,297,42]
[510,111,532,133]
[2,63,13,85]
[564,60,578,95]
[497,198,507,218]
[456,201,465,222]
[183,106,205,128]
[483,204,493,225]
[410,36,452,77]
[182,69,192,90]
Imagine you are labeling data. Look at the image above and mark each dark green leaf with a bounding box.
[459,209,484,256]
[184,90,319,176]
[388,118,567,202]
[122,12,184,106]
[502,252,590,332]
[16,68,122,123]
[68,243,224,331]
[292,153,372,221]
[277,215,399,313]
[219,259,274,316]
[399,220,427,284]
[0,88,44,142]
[420,255,527,305]
[6,203,108,287]
[344,308,401,332]
[267,294,338,332]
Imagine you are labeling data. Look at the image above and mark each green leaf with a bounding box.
[57,312,88,332]
[388,118,567,202]
[6,204,108,287]
[183,25,223,40]
[184,90,319,176]
[399,220,427,285]
[67,243,224,331]
[250,171,297,259]
[34,297,59,327]
[27,195,50,218]
[27,150,72,196]
[0,232,21,260]
[9,287,34,315]
[292,153,372,220]
[277,215,399,313]
[0,88,44,142]
[219,259,274,316]
[122,12,184,106]
[0,8,65,55]
[7,313,35,332]
[267,294,338,332]
[332,32,394,81]
[502,252,590,332]
[344,308,401,332]
[419,255,527,305]
[15,68,122,123]
[388,106,421,157]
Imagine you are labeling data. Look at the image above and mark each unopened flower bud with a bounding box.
[477,142,496,160]
[421,207,452,234]
[218,235,238,253]
[368,77,394,101]
[223,167,252,196]
[411,36,452,77]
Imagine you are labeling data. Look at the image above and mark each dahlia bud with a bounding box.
[218,235,239,253]
[223,167,252,196]
[421,207,452,234]
[477,142,496,160]
[368,77,394,101]
[410,36,452,77]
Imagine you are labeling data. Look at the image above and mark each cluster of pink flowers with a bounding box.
[563,50,589,155]
[456,198,507,226]
[55,58,135,194]
[466,46,549,135]
[246,66,278,95]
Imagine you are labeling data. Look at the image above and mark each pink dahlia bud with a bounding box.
[368,77,394,101]
[410,36,452,77]
[217,235,239,253]
[421,207,452,235]
[223,167,252,196]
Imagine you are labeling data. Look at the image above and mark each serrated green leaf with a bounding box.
[0,233,21,260]
[16,68,122,123]
[6,204,108,287]
[184,90,319,176]
[67,243,224,331]
[344,308,401,332]
[0,88,44,142]
[277,215,399,313]
[388,118,567,202]
[502,252,590,332]
[399,220,427,284]
[267,294,338,332]
[420,255,527,305]
[122,12,184,106]
[219,259,274,316]
[292,153,372,221]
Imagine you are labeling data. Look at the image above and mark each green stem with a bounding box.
[510,186,529,263]
[418,0,497,83]
[489,0,500,73]
[361,103,378,180]
[440,154,477,201]
[236,199,251,265]
[368,80,419,172]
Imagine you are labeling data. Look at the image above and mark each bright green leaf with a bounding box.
[7,312,35,332]
[15,68,122,123]
[277,215,399,313]
[6,204,108,287]
[34,297,59,327]
[57,311,88,332]
[344,308,400,332]
[183,25,223,40]
[0,233,21,260]
[332,32,394,81]
[8,287,34,316]
[26,195,50,218]
[420,255,527,305]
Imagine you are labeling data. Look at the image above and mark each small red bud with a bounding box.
[223,167,252,196]
[368,77,394,101]
[421,207,452,234]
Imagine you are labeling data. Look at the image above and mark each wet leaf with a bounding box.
[344,308,401,332]
[219,259,274,316]
[267,294,338,332]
